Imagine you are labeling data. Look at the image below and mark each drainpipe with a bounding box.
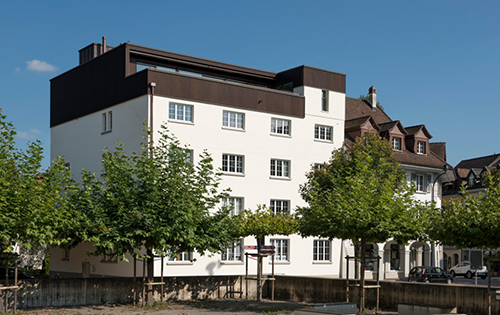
[149,82,156,148]
[431,165,449,267]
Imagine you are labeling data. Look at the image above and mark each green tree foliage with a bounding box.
[297,132,424,312]
[79,125,233,303]
[232,205,298,239]
[0,110,73,255]
[425,169,500,315]
[426,169,500,249]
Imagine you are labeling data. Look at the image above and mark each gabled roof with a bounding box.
[404,124,432,139]
[345,97,392,124]
[345,115,380,131]
[455,153,500,169]
[378,120,407,135]
[344,96,450,172]
[430,143,447,162]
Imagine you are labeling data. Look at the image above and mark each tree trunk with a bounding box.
[359,238,366,313]
[488,251,492,315]
[146,248,154,305]
[256,236,264,301]
[354,242,360,280]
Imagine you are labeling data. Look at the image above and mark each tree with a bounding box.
[297,132,423,312]
[0,110,74,258]
[84,126,234,304]
[232,206,298,300]
[425,169,500,315]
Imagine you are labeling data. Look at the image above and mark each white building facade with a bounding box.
[50,40,451,280]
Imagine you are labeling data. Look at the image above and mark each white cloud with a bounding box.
[25,60,57,72]
[16,129,42,139]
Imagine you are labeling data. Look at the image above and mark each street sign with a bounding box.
[244,245,257,250]
[262,245,275,249]
[261,249,275,254]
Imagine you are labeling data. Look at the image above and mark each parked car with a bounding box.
[408,266,453,284]
[0,267,35,280]
[449,261,487,279]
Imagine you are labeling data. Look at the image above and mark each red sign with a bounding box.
[261,249,275,254]
[244,245,257,250]
[262,245,275,250]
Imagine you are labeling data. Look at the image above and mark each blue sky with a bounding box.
[1,1,499,168]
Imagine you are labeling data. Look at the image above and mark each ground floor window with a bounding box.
[222,240,243,262]
[390,244,400,270]
[313,240,330,261]
[271,239,289,261]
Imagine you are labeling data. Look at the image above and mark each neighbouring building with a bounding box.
[442,153,500,270]
[50,38,453,280]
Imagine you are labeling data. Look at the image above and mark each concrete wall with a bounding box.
[272,275,500,315]
[9,275,251,309]
[7,275,500,315]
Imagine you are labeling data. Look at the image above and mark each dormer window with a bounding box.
[417,141,426,154]
[392,137,401,151]
[468,174,475,187]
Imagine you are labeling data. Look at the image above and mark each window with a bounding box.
[314,125,333,141]
[168,252,192,262]
[392,137,401,151]
[102,249,117,263]
[390,244,400,270]
[411,173,425,192]
[102,111,112,133]
[270,200,289,215]
[222,154,244,174]
[271,118,291,136]
[271,239,289,261]
[270,159,290,178]
[417,141,426,154]
[222,240,243,262]
[468,173,475,187]
[62,249,70,261]
[222,197,244,216]
[314,163,325,170]
[222,111,244,130]
[169,103,193,122]
[321,90,329,112]
[313,240,330,261]
[411,173,431,193]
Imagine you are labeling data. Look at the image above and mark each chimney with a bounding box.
[368,86,377,109]
[102,36,107,54]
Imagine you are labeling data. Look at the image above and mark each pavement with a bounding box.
[17,300,397,315]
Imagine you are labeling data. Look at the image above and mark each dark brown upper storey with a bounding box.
[50,42,346,127]
[344,97,449,169]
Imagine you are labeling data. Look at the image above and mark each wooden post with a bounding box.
[376,255,380,312]
[271,253,275,301]
[346,255,350,303]
[133,257,137,305]
[160,257,164,302]
[488,252,492,315]
[245,253,248,300]
[142,258,146,307]
[14,260,17,313]
[4,261,8,312]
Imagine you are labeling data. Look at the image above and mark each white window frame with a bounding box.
[222,197,244,216]
[313,240,331,262]
[392,137,401,151]
[271,239,289,262]
[270,199,290,215]
[169,103,193,123]
[168,252,193,262]
[417,141,426,154]
[102,111,112,133]
[271,118,291,136]
[314,125,333,142]
[270,159,290,178]
[222,154,244,174]
[468,174,475,187]
[221,239,243,262]
[411,173,431,193]
[321,90,329,112]
[222,111,245,130]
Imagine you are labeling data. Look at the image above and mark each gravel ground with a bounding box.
[16,300,397,315]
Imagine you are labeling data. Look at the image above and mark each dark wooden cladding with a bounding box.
[51,45,148,127]
[51,42,345,127]
[302,66,346,93]
[147,70,305,118]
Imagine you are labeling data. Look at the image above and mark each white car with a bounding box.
[449,261,487,279]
